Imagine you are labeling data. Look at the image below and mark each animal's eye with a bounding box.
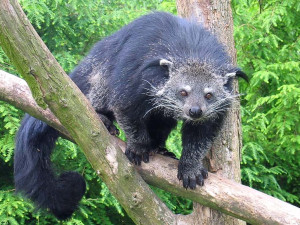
[205,93,213,99]
[180,90,188,97]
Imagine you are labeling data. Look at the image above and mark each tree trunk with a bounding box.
[176,1,245,224]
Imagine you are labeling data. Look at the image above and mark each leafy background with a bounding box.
[0,0,299,224]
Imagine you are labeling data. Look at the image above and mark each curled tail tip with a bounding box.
[49,172,86,220]
[15,171,86,220]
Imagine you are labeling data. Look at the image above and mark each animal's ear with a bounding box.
[225,70,249,83]
[140,58,173,74]
[159,59,173,68]
[159,59,174,78]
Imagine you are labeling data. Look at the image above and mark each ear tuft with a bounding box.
[236,70,249,82]
[225,70,249,83]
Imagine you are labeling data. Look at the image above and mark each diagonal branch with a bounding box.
[1,70,300,225]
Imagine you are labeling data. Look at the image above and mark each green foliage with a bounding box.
[166,122,182,158]
[0,190,34,225]
[232,0,300,204]
[151,186,192,215]
[0,103,22,164]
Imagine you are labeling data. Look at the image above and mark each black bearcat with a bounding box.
[14,12,247,219]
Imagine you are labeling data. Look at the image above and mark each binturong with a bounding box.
[14,12,248,220]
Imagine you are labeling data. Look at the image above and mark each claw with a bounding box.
[125,149,134,163]
[189,177,196,189]
[201,169,208,179]
[177,172,182,180]
[196,174,204,186]
[183,176,189,189]
[134,154,142,165]
[142,152,149,163]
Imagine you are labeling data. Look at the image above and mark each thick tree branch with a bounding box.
[1,70,300,225]
[0,1,175,224]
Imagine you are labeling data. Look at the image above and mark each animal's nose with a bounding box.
[189,106,202,118]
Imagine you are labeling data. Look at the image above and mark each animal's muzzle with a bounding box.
[189,106,202,119]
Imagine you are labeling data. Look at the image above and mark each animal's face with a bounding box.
[154,60,235,122]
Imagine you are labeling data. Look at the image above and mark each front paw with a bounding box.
[177,161,208,189]
[125,146,150,166]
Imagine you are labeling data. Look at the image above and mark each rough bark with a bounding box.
[176,1,245,224]
[2,70,300,225]
[0,1,175,224]
[0,70,69,137]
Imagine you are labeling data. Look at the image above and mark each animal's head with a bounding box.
[147,58,247,122]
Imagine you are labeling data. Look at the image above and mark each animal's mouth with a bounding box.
[183,114,207,123]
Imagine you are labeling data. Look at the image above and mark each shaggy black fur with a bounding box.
[14,12,247,219]
[14,115,86,219]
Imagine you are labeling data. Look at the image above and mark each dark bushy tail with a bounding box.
[14,114,86,220]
